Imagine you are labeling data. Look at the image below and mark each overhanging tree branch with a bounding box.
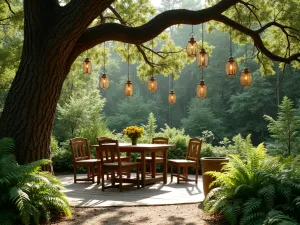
[214,15,300,63]
[69,0,239,63]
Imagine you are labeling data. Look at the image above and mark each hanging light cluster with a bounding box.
[148,40,158,92]
[100,42,110,89]
[195,23,208,98]
[125,44,133,96]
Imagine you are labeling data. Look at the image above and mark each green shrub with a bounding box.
[203,144,300,225]
[0,138,72,225]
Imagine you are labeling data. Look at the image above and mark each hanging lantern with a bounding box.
[197,49,208,68]
[147,76,158,92]
[240,67,252,87]
[168,90,176,104]
[100,73,109,89]
[124,80,133,96]
[83,57,92,74]
[196,80,207,98]
[186,36,197,57]
[225,56,238,76]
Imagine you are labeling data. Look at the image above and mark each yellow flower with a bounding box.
[123,125,144,138]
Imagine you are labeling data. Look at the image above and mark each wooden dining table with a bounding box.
[91,143,175,187]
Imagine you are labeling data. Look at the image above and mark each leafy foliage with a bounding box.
[0,138,71,225]
[204,143,300,225]
[264,96,300,156]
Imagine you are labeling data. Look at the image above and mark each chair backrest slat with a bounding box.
[186,138,202,161]
[152,137,169,157]
[70,138,91,162]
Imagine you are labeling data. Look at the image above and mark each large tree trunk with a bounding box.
[0,46,68,164]
[0,0,111,164]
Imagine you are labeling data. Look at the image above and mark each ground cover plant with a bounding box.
[0,138,71,225]
[203,143,300,225]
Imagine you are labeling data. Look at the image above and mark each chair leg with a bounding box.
[177,166,180,184]
[87,166,91,179]
[74,166,77,183]
[119,171,123,192]
[183,167,188,182]
[97,164,101,184]
[170,164,173,182]
[102,167,105,191]
[195,165,198,184]
[112,170,115,186]
[91,165,95,183]
[170,164,173,183]
[136,165,140,189]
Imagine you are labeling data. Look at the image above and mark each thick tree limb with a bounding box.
[214,15,300,63]
[69,0,239,64]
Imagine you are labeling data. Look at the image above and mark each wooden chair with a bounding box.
[169,138,202,184]
[97,138,140,192]
[96,137,131,179]
[136,137,169,175]
[70,138,102,184]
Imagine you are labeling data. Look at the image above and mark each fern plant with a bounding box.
[0,138,72,225]
[203,143,300,225]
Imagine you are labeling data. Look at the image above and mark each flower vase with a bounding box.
[131,137,138,145]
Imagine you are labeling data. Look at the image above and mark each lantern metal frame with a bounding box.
[240,44,253,87]
[197,23,208,68]
[186,25,197,57]
[225,30,238,76]
[196,68,207,98]
[147,40,158,92]
[100,42,110,89]
[83,57,92,74]
[240,67,252,87]
[125,44,133,96]
[168,74,176,104]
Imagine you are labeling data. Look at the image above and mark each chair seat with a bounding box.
[136,156,163,162]
[76,159,102,163]
[169,159,197,167]
[104,162,141,167]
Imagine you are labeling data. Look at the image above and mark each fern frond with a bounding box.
[258,184,276,210]
[242,198,262,216]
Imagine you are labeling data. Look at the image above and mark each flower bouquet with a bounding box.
[123,126,144,145]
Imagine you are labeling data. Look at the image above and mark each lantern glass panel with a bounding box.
[83,58,92,74]
[186,37,197,57]
[168,90,176,104]
[240,68,253,87]
[124,80,133,96]
[197,49,208,68]
[147,77,158,92]
[225,57,238,76]
[100,73,109,89]
[196,81,207,98]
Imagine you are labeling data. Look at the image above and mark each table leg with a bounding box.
[163,148,168,184]
[141,151,146,187]
[151,152,156,178]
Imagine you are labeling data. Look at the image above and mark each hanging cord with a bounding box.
[229,28,232,56]
[171,74,174,90]
[201,68,204,81]
[201,23,204,49]
[151,40,154,77]
[103,42,106,72]
[127,43,130,81]
[190,25,194,36]
[245,43,248,67]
